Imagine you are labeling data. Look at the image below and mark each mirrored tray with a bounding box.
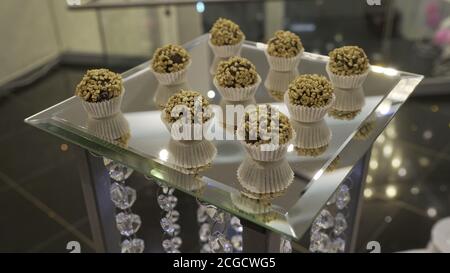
[25,34,423,241]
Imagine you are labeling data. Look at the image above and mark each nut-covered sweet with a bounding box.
[241,105,293,145]
[151,44,190,73]
[210,18,244,46]
[75,69,123,103]
[267,30,303,58]
[164,90,212,124]
[287,74,334,107]
[328,46,369,76]
[215,57,258,88]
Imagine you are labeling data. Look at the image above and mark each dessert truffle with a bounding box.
[163,90,212,124]
[210,18,244,46]
[75,69,123,103]
[287,74,334,107]
[267,30,303,58]
[241,105,293,146]
[328,46,369,76]
[151,44,190,73]
[215,57,258,88]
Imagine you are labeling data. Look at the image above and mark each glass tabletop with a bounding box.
[25,34,423,241]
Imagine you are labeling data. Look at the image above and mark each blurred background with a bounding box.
[0,0,449,253]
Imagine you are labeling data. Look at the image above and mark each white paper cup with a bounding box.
[208,35,245,58]
[86,112,130,141]
[326,63,369,89]
[167,139,217,170]
[237,157,294,194]
[150,60,191,86]
[80,90,125,119]
[213,75,261,102]
[291,119,331,149]
[284,92,336,123]
[240,141,291,162]
[264,49,304,72]
[333,86,365,112]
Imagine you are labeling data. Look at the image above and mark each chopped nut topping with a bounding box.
[287,74,334,107]
[210,18,244,46]
[75,69,123,103]
[267,30,303,58]
[329,109,361,120]
[328,46,369,76]
[215,57,258,88]
[164,90,212,124]
[295,145,328,157]
[241,105,293,145]
[151,44,190,73]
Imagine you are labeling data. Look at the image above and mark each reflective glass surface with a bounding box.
[25,34,423,240]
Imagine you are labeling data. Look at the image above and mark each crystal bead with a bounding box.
[110,183,136,210]
[121,238,144,253]
[116,212,141,236]
[209,231,232,253]
[199,223,211,242]
[333,213,348,236]
[172,237,182,249]
[280,238,292,253]
[336,184,351,210]
[103,158,133,181]
[310,232,331,253]
[172,224,181,236]
[166,210,180,223]
[315,209,334,229]
[205,205,225,224]
[230,216,243,233]
[162,186,175,195]
[331,238,346,253]
[231,235,243,252]
[311,220,321,234]
[197,205,208,223]
[201,243,212,253]
[158,195,178,212]
[162,239,172,251]
[160,217,175,234]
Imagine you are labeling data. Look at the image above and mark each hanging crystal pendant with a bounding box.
[116,212,141,236]
[103,158,133,181]
[121,238,144,253]
[110,183,136,210]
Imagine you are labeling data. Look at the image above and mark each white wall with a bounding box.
[0,1,203,86]
[0,0,60,86]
